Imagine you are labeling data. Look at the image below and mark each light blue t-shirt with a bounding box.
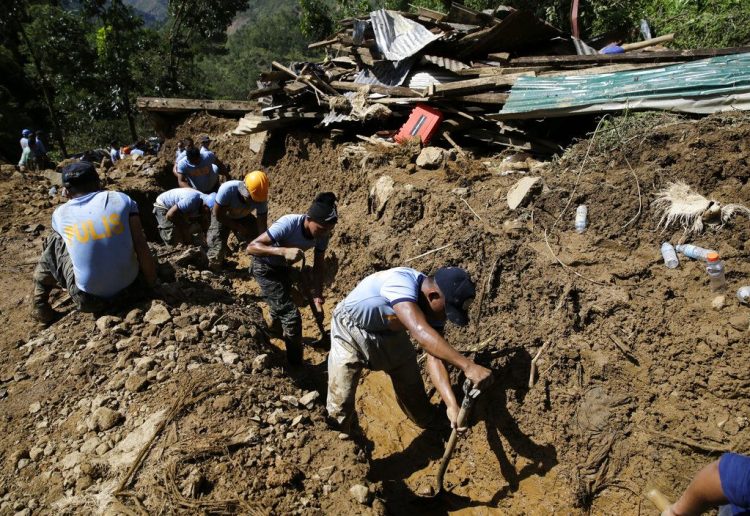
[200,146,216,164]
[215,180,268,219]
[175,149,186,162]
[110,148,119,163]
[341,267,443,332]
[20,137,28,150]
[51,191,140,298]
[259,214,329,267]
[156,188,203,214]
[176,157,218,193]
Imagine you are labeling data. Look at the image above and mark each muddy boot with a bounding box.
[285,335,303,366]
[30,282,58,324]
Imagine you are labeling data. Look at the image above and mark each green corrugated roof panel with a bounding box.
[498,52,750,119]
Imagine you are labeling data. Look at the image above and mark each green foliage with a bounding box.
[644,0,750,48]
[198,7,317,99]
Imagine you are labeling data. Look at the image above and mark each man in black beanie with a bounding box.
[247,192,338,365]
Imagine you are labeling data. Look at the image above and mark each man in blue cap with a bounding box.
[175,147,220,193]
[153,188,216,246]
[20,129,32,151]
[31,162,157,323]
[326,266,494,437]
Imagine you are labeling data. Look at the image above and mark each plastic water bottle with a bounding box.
[705,252,727,292]
[660,242,679,269]
[575,205,588,233]
[48,186,57,197]
[738,286,750,304]
[676,244,714,261]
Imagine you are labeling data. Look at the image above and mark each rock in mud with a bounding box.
[125,374,148,393]
[369,175,395,219]
[299,391,319,408]
[416,147,445,169]
[95,315,121,333]
[175,326,200,344]
[507,176,542,210]
[87,407,123,432]
[28,402,41,414]
[221,350,239,365]
[349,484,372,505]
[144,302,171,325]
[252,354,269,372]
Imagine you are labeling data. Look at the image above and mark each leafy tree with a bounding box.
[163,0,251,94]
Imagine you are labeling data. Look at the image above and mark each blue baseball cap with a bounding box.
[434,267,476,327]
[62,161,99,187]
[22,129,32,137]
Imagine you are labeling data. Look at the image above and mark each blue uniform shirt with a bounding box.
[215,180,268,219]
[720,453,750,515]
[156,188,204,215]
[259,214,328,267]
[51,191,140,298]
[341,267,443,332]
[176,156,219,193]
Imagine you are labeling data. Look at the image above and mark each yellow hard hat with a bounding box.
[244,170,269,202]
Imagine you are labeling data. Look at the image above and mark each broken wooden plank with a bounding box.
[410,5,447,22]
[247,85,282,100]
[540,61,680,77]
[487,52,510,62]
[451,92,509,104]
[283,82,309,95]
[508,46,750,66]
[456,65,548,76]
[136,97,257,113]
[431,73,532,96]
[272,61,338,98]
[621,33,674,52]
[329,81,425,97]
[308,37,339,50]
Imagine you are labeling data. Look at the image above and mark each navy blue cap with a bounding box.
[22,129,32,137]
[62,161,99,186]
[434,267,475,327]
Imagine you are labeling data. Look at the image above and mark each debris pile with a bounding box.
[220,5,750,153]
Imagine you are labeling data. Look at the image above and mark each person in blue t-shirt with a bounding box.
[326,266,493,437]
[208,171,270,271]
[172,138,192,178]
[109,142,120,164]
[31,162,157,323]
[153,188,215,246]
[247,192,338,365]
[198,135,227,174]
[176,147,220,193]
[663,453,750,516]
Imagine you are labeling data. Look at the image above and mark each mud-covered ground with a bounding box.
[0,111,749,514]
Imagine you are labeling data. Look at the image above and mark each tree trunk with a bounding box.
[15,19,68,157]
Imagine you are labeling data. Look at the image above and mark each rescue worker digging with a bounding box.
[31,162,157,323]
[153,188,216,246]
[247,192,338,366]
[326,266,493,437]
[208,171,269,271]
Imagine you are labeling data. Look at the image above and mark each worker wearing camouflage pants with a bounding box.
[325,267,494,437]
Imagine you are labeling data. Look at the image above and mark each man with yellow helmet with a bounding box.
[207,170,269,271]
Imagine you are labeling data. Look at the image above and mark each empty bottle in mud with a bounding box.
[675,244,714,261]
[705,252,727,292]
[661,242,679,269]
[575,205,587,233]
[738,286,750,304]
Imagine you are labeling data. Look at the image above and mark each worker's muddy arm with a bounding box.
[393,302,493,389]
[312,250,326,316]
[425,354,463,428]
[165,205,191,243]
[246,232,303,263]
[666,460,727,516]
[213,204,246,235]
[176,173,192,189]
[130,215,158,288]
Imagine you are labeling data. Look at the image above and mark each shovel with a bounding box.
[435,378,482,494]
[299,256,330,347]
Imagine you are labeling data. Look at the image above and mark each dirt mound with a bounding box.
[1,111,749,514]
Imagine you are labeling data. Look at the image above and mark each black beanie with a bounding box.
[307,192,338,224]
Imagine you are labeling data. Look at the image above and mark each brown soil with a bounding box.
[1,111,749,514]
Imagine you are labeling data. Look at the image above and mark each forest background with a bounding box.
[1,0,749,162]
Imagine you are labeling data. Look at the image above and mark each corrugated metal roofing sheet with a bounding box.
[354,58,415,87]
[370,9,441,62]
[421,54,469,72]
[499,52,750,118]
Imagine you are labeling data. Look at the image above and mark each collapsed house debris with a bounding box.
[139,4,750,154]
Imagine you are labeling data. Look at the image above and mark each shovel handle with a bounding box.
[435,382,478,493]
[645,488,672,512]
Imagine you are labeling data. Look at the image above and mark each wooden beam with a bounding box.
[432,73,532,96]
[272,61,338,97]
[621,33,674,52]
[308,37,339,50]
[451,92,509,104]
[456,66,549,76]
[508,46,750,66]
[329,81,425,97]
[136,97,257,113]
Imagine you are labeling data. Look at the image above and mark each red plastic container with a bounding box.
[394,104,443,145]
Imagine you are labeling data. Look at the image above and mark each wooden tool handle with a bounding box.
[645,488,672,512]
